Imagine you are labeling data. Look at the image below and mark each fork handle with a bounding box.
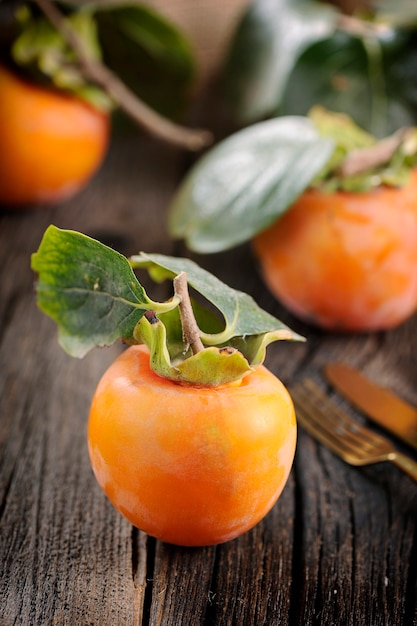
[391,453,417,482]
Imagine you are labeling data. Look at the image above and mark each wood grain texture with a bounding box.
[1,130,417,626]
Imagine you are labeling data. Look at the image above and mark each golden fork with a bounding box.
[291,378,417,482]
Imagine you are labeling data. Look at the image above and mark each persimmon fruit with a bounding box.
[88,344,296,547]
[0,64,109,206]
[253,170,417,332]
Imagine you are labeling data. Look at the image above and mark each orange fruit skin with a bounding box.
[253,172,417,331]
[88,345,296,547]
[0,64,109,206]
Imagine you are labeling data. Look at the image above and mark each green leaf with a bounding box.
[167,116,334,253]
[280,29,417,138]
[93,4,196,118]
[223,0,338,123]
[30,226,177,357]
[130,252,304,350]
[32,226,304,384]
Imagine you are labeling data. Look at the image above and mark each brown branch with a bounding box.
[338,128,411,177]
[173,272,204,355]
[34,0,213,151]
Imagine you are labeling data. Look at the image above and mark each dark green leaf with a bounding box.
[167,116,334,253]
[281,29,417,137]
[131,252,304,347]
[30,226,168,357]
[223,0,338,123]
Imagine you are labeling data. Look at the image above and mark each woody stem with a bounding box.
[173,272,204,354]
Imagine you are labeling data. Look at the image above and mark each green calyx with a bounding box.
[31,225,304,385]
[134,315,253,386]
[310,106,417,193]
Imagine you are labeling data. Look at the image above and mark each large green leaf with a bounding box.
[168,116,334,253]
[131,252,303,346]
[280,30,417,138]
[223,0,338,123]
[31,226,176,358]
[222,0,417,134]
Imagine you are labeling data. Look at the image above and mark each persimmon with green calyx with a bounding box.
[31,225,303,546]
[168,107,417,332]
[253,169,417,331]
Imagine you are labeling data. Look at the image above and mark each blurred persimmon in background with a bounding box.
[0,64,109,207]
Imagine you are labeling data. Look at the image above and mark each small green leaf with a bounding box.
[167,116,334,253]
[130,252,304,354]
[31,226,177,357]
[223,0,338,123]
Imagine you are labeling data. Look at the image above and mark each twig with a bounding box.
[173,272,204,355]
[338,128,410,177]
[34,0,213,151]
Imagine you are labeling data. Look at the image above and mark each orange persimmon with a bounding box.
[253,171,417,332]
[0,64,109,206]
[88,344,296,547]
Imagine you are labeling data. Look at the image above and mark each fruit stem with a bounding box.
[173,272,204,355]
[33,0,213,151]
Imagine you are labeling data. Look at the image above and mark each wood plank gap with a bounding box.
[0,394,36,524]
[142,535,157,626]
[288,456,307,625]
[0,291,20,350]
[403,526,417,624]
[348,495,357,612]
[201,545,220,626]
[132,529,156,625]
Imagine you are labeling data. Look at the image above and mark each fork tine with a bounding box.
[291,382,365,462]
[290,379,417,482]
[291,380,391,464]
[300,380,390,454]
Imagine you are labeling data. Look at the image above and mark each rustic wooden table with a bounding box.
[1,129,417,626]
